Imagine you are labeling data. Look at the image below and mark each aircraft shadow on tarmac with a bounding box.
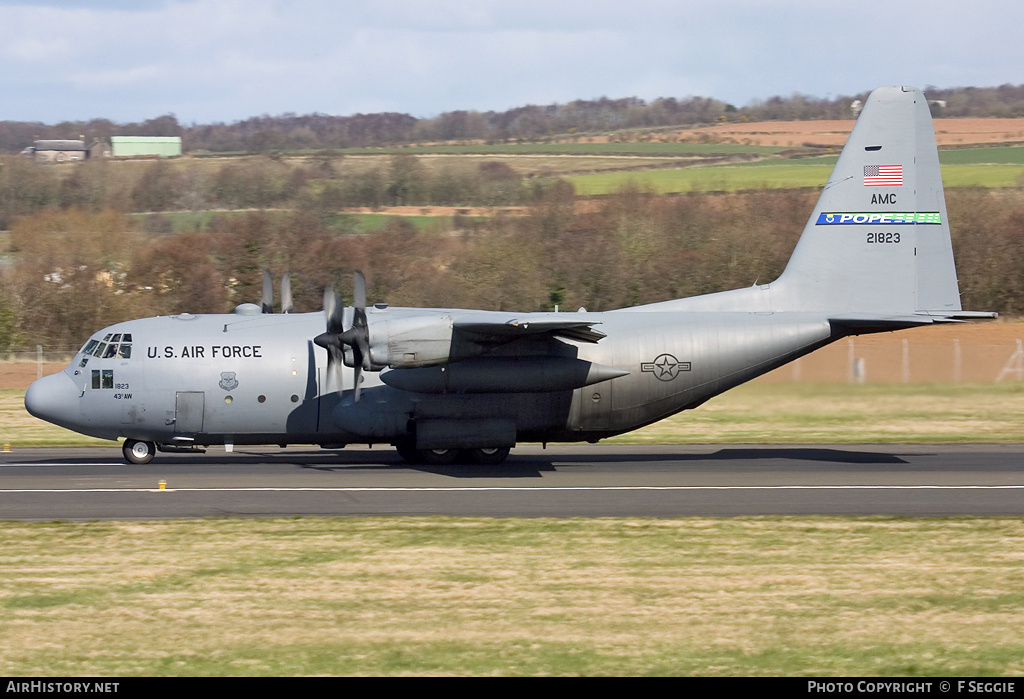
[5,446,930,480]
[168,446,919,478]
[221,446,915,478]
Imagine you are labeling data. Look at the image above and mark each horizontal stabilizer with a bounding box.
[830,310,998,334]
[916,310,999,321]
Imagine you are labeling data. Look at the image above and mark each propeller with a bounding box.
[316,285,346,392]
[280,273,293,314]
[261,270,274,314]
[314,271,371,401]
[261,270,294,314]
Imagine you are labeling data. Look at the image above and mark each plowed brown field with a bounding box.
[674,118,1024,148]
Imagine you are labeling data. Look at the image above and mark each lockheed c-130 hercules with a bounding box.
[26,86,995,465]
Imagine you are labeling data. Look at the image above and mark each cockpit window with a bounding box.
[84,333,133,359]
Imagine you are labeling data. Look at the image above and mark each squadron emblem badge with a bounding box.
[219,372,239,391]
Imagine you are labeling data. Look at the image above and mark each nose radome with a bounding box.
[25,372,82,430]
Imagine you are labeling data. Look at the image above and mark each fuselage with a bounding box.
[25,303,836,449]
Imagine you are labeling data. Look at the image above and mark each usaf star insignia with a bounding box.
[640,354,691,381]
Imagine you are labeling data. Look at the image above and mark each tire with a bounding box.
[122,439,156,465]
[415,448,459,465]
[465,447,511,465]
[395,443,419,464]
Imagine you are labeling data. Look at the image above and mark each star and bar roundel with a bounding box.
[641,353,691,381]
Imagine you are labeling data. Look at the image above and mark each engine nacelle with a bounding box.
[364,312,454,369]
[379,356,629,394]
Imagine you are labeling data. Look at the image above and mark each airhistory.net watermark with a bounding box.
[6,683,118,694]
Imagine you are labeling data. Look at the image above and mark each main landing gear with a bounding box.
[394,444,511,465]
[122,439,156,465]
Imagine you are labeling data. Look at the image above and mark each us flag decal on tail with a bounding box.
[864,164,903,186]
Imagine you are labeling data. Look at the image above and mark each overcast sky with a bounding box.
[2,0,1022,125]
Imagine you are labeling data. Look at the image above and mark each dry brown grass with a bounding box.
[2,518,1024,675]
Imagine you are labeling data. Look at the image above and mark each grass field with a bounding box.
[2,516,1023,676]
[340,212,484,234]
[565,162,835,194]
[565,162,1024,195]
[5,382,1024,449]
[336,141,786,157]
[938,146,1024,165]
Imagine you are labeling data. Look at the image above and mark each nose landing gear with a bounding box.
[122,439,156,465]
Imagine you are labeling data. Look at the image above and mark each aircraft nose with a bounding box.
[25,372,82,430]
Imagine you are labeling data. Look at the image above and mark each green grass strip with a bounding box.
[2,517,1023,675]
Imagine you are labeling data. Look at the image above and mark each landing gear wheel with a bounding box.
[395,443,419,464]
[415,448,459,465]
[465,447,511,465]
[122,439,156,465]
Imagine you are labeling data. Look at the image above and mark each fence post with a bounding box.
[901,338,910,383]
[996,339,1024,381]
[37,345,43,379]
[847,339,855,383]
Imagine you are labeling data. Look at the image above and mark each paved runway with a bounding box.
[1,444,1022,519]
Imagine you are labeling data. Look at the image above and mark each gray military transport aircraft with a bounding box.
[25,86,995,465]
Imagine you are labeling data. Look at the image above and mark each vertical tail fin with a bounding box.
[774,85,962,315]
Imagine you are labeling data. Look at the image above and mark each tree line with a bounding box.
[4,84,1024,154]
[2,186,1022,352]
[0,154,538,230]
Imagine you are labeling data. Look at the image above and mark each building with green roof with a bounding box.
[110,136,182,158]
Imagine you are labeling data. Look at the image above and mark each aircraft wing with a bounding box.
[453,312,606,344]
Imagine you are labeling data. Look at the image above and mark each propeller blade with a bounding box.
[313,329,346,394]
[317,285,352,396]
[350,271,371,400]
[316,272,372,401]
[323,286,346,334]
[351,271,372,374]
[354,270,366,310]
[261,270,273,314]
[322,286,335,321]
[281,273,293,314]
